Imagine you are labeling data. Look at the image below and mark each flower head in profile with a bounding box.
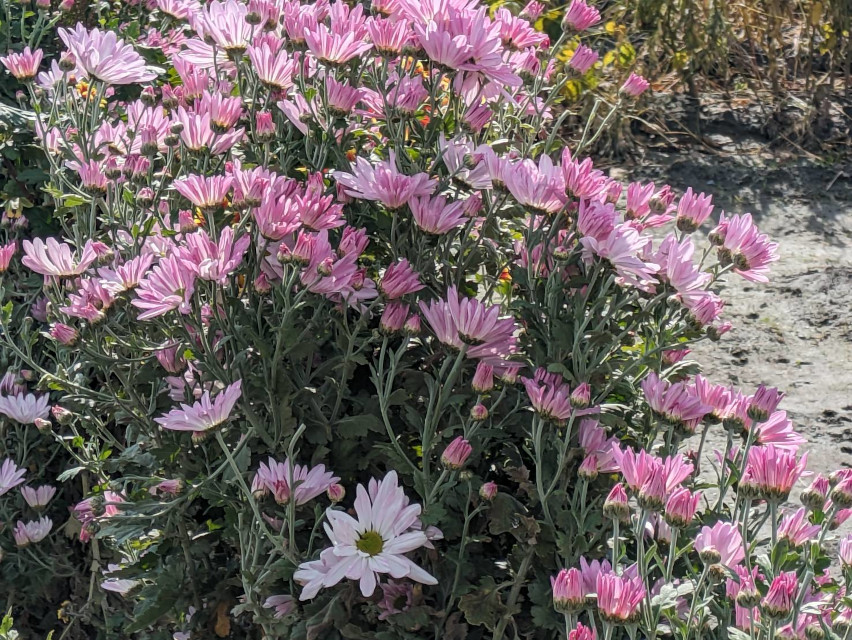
[742,444,807,502]
[58,25,157,84]
[419,286,517,360]
[294,471,437,599]
[252,457,339,506]
[21,484,57,510]
[551,567,584,613]
[154,380,242,440]
[181,227,250,284]
[0,392,50,424]
[174,175,233,211]
[333,151,435,210]
[778,507,820,547]
[380,259,423,299]
[596,570,645,624]
[0,459,26,496]
[694,521,744,568]
[409,195,468,235]
[263,594,295,619]
[562,0,601,31]
[1,46,44,81]
[621,72,650,97]
[132,255,196,320]
[22,238,98,278]
[13,517,52,547]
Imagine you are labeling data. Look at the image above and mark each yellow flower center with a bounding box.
[355,530,384,556]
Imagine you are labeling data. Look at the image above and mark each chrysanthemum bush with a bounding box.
[1,0,850,639]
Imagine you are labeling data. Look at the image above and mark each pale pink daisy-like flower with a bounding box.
[295,470,437,599]
[22,237,98,278]
[21,484,57,509]
[494,7,549,49]
[578,419,619,473]
[304,24,373,65]
[568,44,599,74]
[621,72,650,97]
[778,507,820,547]
[366,16,412,56]
[611,446,661,492]
[562,152,608,200]
[504,154,567,215]
[748,384,784,421]
[675,187,714,232]
[101,568,141,596]
[263,595,295,619]
[380,301,409,333]
[157,0,198,19]
[745,410,804,451]
[248,40,296,91]
[418,286,517,359]
[149,478,183,497]
[0,459,26,496]
[694,521,744,567]
[1,46,44,81]
[252,457,339,506]
[333,151,435,210]
[174,175,233,211]
[714,212,779,283]
[562,0,601,31]
[181,228,250,284]
[596,570,645,623]
[49,322,79,346]
[154,380,242,440]
[189,0,253,54]
[409,195,468,235]
[839,534,852,567]
[641,372,709,427]
[380,259,423,299]
[132,255,196,320]
[98,254,155,296]
[74,491,124,541]
[0,240,16,273]
[13,517,52,547]
[580,224,659,292]
[522,373,573,423]
[58,25,157,84]
[0,392,50,424]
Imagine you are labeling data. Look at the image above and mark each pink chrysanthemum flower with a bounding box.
[675,187,714,232]
[58,25,157,84]
[174,175,233,211]
[98,254,155,296]
[640,372,710,427]
[189,0,253,54]
[578,419,619,473]
[762,571,797,619]
[551,567,585,613]
[596,570,645,624]
[562,0,601,31]
[13,517,52,547]
[248,40,296,91]
[568,44,599,74]
[715,212,779,283]
[380,259,423,299]
[132,255,196,320]
[0,459,26,496]
[0,392,50,424]
[694,521,745,567]
[263,595,295,619]
[333,151,435,210]
[157,0,198,19]
[522,373,573,423]
[621,72,650,97]
[304,23,373,65]
[22,237,98,278]
[154,380,242,440]
[494,7,548,50]
[504,154,567,215]
[743,444,808,501]
[295,470,437,599]
[366,16,413,55]
[181,228,250,284]
[744,410,804,451]
[778,507,820,547]
[0,240,16,273]
[21,484,57,509]
[664,487,701,528]
[252,457,339,506]
[418,286,517,359]
[580,224,659,292]
[1,46,44,81]
[409,195,468,235]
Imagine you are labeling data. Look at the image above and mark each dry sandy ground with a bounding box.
[623,145,852,488]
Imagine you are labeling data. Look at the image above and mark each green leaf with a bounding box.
[57,466,85,482]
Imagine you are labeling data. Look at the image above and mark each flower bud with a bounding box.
[479,481,497,501]
[603,484,630,522]
[140,86,158,107]
[59,51,76,71]
[735,586,761,609]
[801,475,829,511]
[552,246,570,261]
[170,121,185,135]
[805,623,825,640]
[34,418,52,433]
[577,455,598,481]
[570,382,591,409]
[380,302,408,334]
[748,385,784,423]
[253,273,271,295]
[469,403,488,422]
[49,322,78,346]
[472,362,494,394]
[179,210,198,233]
[830,478,852,509]
[698,547,722,566]
[326,483,345,503]
[403,314,421,336]
[255,111,276,143]
[51,406,74,425]
[637,472,666,512]
[441,436,472,470]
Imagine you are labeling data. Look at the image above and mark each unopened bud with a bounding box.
[469,404,488,422]
[51,406,74,425]
[479,481,497,501]
[326,483,345,503]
